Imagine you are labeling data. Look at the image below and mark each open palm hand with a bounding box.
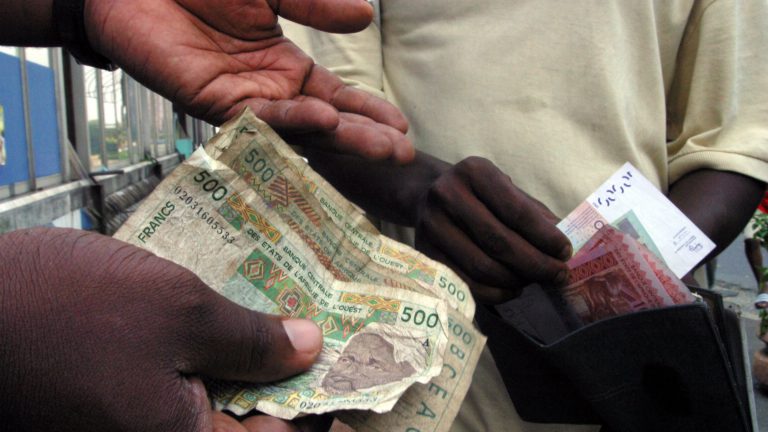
[86,0,413,162]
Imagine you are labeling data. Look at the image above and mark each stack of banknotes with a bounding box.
[114,108,485,432]
[560,223,696,326]
[551,164,710,326]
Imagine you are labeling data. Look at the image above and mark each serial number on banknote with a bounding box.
[172,172,237,244]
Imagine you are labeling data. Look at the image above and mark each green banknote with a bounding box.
[204,110,475,320]
[336,310,485,432]
[206,125,433,301]
[612,209,664,263]
[116,109,487,431]
[114,149,449,419]
[203,110,485,431]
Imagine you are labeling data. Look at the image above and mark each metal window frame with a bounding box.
[18,49,37,192]
[95,68,107,168]
[69,61,92,173]
[0,48,69,201]
[51,48,71,182]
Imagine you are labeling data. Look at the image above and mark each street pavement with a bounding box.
[709,234,767,432]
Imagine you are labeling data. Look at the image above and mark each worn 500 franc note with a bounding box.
[114,148,449,419]
[204,111,476,320]
[336,311,485,432]
[204,109,485,431]
[204,121,437,305]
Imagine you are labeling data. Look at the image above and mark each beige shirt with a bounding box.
[284,1,768,430]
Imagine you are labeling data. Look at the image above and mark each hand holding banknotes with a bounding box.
[0,228,323,432]
[413,157,572,303]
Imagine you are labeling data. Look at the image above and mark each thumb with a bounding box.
[186,294,322,382]
[275,0,374,33]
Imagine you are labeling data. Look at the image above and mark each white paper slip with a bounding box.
[557,162,715,278]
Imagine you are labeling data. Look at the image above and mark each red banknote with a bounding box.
[560,225,692,324]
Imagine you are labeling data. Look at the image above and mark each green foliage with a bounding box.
[752,212,768,245]
[88,119,129,160]
[753,212,768,288]
[754,212,768,340]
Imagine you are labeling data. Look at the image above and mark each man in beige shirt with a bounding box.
[284,0,768,430]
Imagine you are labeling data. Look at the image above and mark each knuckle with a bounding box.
[526,257,560,281]
[417,212,440,235]
[459,156,490,172]
[473,284,517,305]
[466,254,501,280]
[502,202,525,226]
[243,316,273,370]
[428,176,454,205]
[174,285,219,328]
[480,230,509,257]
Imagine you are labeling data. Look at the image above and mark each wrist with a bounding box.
[53,0,115,70]
[395,152,451,226]
[0,0,59,46]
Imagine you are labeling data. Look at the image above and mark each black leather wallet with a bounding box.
[475,285,753,432]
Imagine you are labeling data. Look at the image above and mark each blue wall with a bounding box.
[28,62,61,178]
[0,52,61,186]
[0,53,29,186]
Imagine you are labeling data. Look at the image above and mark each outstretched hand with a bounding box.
[0,228,323,431]
[86,0,413,162]
[414,157,572,303]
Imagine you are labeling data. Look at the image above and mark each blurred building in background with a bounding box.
[0,47,215,234]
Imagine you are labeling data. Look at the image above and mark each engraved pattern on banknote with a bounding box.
[283,216,350,281]
[341,293,402,313]
[276,285,304,316]
[227,193,282,242]
[317,315,366,340]
[217,198,245,230]
[379,244,437,285]
[242,259,265,282]
[268,176,323,227]
[238,251,318,320]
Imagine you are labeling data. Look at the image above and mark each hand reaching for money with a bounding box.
[86,0,413,162]
[0,227,322,432]
[413,157,572,304]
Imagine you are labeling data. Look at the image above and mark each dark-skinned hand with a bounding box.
[0,227,323,431]
[413,157,572,304]
[86,0,413,162]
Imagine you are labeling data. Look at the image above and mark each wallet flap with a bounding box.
[477,292,752,431]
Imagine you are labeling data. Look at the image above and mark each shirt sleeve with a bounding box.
[280,18,386,99]
[666,0,768,184]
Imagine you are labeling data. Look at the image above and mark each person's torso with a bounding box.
[379,0,695,216]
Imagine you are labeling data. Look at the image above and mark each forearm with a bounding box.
[302,148,450,226]
[0,0,59,46]
[668,169,765,258]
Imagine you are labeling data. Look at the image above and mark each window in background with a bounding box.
[84,66,104,171]
[0,46,18,57]
[84,67,143,171]
[0,47,64,199]
[136,89,173,159]
[101,69,130,169]
[24,48,50,67]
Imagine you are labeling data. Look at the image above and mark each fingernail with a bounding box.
[555,269,569,286]
[560,244,573,261]
[283,319,322,354]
